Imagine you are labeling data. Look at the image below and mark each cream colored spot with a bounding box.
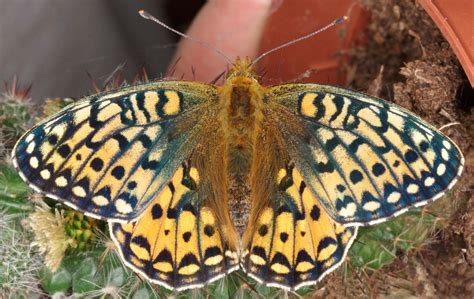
[319,128,335,142]
[55,176,68,187]
[277,168,287,184]
[321,94,336,119]
[225,250,238,259]
[250,254,266,265]
[318,243,337,261]
[387,111,405,130]
[115,199,133,214]
[359,108,382,127]
[411,130,427,147]
[163,91,181,116]
[204,255,223,266]
[338,202,357,217]
[363,201,381,212]
[189,167,200,184]
[437,163,446,176]
[295,261,313,272]
[300,93,317,117]
[424,177,435,187]
[72,186,87,197]
[92,195,109,206]
[178,264,200,275]
[25,134,34,143]
[40,169,51,180]
[153,262,173,272]
[387,192,401,203]
[144,91,160,120]
[441,148,449,161]
[130,243,150,261]
[29,157,39,169]
[271,263,290,274]
[407,184,419,194]
[443,140,452,149]
[26,142,36,154]
[97,103,121,121]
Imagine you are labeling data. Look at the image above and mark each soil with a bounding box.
[319,0,474,298]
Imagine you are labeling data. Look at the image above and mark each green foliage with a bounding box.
[0,163,32,215]
[63,210,98,252]
[0,212,42,297]
[0,96,31,150]
[349,209,440,269]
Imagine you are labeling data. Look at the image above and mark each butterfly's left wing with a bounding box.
[266,84,464,225]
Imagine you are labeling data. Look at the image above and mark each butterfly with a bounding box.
[12,57,463,291]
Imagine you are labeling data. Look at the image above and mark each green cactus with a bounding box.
[0,163,32,215]
[40,97,75,119]
[0,98,31,153]
[348,192,458,270]
[63,210,98,252]
[0,211,43,297]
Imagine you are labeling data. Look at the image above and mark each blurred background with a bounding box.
[0,0,362,101]
[0,0,206,100]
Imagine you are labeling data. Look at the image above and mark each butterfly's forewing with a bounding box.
[267,84,464,225]
[110,162,239,291]
[12,82,216,221]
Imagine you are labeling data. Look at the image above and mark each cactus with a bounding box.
[40,97,75,119]
[63,209,99,252]
[28,203,76,272]
[0,78,32,152]
[348,190,458,270]
[0,211,43,297]
[0,163,32,215]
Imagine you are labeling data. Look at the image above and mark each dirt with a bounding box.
[332,0,474,298]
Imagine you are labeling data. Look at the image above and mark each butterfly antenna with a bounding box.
[139,10,232,65]
[252,15,349,66]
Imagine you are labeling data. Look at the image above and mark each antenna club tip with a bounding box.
[334,15,349,25]
[138,9,148,18]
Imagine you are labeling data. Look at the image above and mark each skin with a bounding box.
[167,0,275,83]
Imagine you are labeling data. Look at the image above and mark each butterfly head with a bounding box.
[226,57,258,81]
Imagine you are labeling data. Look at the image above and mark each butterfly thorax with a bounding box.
[218,58,265,176]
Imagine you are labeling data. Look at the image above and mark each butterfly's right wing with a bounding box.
[241,126,356,291]
[13,81,217,221]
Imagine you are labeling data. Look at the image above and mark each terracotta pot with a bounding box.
[417,0,474,86]
[258,0,368,87]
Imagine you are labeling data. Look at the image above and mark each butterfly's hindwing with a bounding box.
[267,84,464,225]
[13,82,216,221]
[241,163,356,290]
[110,162,239,290]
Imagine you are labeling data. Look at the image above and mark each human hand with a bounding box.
[167,0,274,83]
